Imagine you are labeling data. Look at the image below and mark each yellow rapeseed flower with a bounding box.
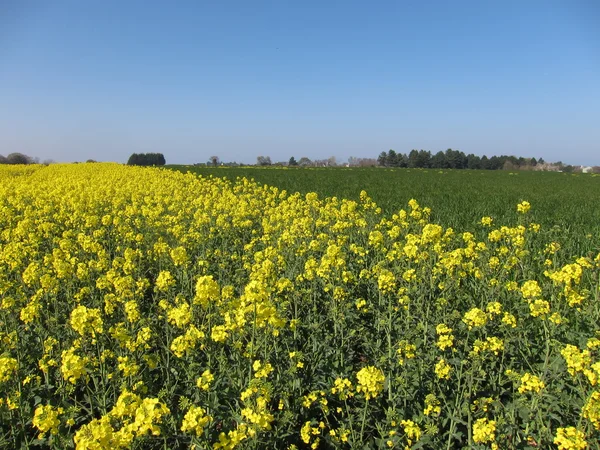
[356,366,385,400]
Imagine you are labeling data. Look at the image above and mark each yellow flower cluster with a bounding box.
[518,373,545,394]
[70,305,104,338]
[0,356,18,383]
[32,404,63,438]
[74,390,170,449]
[517,201,531,214]
[435,359,452,380]
[554,427,587,450]
[472,417,496,444]
[331,377,354,400]
[561,344,600,385]
[463,308,488,330]
[356,366,385,400]
[583,391,600,430]
[196,369,214,391]
[471,336,504,357]
[181,405,211,435]
[436,324,454,351]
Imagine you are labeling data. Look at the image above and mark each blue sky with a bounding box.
[1,0,599,165]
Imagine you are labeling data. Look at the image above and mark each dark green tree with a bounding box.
[387,149,399,167]
[6,153,32,164]
[407,150,419,168]
[127,153,166,166]
[466,154,481,169]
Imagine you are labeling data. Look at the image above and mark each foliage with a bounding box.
[127,153,166,166]
[1,164,600,449]
[0,152,34,165]
[256,156,272,166]
[377,149,541,170]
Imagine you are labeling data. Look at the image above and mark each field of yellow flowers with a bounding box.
[1,163,599,449]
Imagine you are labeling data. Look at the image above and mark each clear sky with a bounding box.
[1,0,599,165]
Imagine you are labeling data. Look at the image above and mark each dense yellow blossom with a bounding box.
[582,391,600,430]
[60,348,89,384]
[32,404,63,437]
[436,324,454,350]
[356,366,385,400]
[517,201,531,214]
[196,369,214,390]
[520,280,542,299]
[554,427,587,450]
[0,356,18,382]
[463,308,488,330]
[331,377,354,400]
[472,418,496,444]
[181,405,211,435]
[518,373,545,394]
[435,359,452,380]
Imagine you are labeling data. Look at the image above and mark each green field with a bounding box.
[170,166,600,253]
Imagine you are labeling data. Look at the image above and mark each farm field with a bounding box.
[1,163,600,449]
[171,165,600,255]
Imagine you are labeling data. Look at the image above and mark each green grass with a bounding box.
[168,165,600,253]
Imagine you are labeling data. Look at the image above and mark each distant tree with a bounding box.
[358,158,378,167]
[489,156,504,170]
[466,154,481,170]
[256,156,272,166]
[298,157,312,167]
[209,156,220,167]
[127,153,166,166]
[479,155,489,170]
[444,149,467,169]
[407,150,419,168]
[85,159,96,163]
[431,151,447,169]
[386,150,398,167]
[327,156,337,167]
[7,153,32,164]
[288,156,298,166]
[416,150,432,168]
[0,155,7,164]
[127,153,140,165]
[377,152,387,166]
[530,157,537,166]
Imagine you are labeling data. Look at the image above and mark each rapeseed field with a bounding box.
[1,163,599,449]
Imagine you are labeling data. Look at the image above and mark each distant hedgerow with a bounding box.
[127,152,166,166]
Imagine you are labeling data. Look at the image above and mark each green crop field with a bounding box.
[170,166,600,254]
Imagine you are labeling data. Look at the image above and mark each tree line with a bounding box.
[377,149,543,170]
[206,151,549,170]
[126,153,166,166]
[0,153,37,164]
